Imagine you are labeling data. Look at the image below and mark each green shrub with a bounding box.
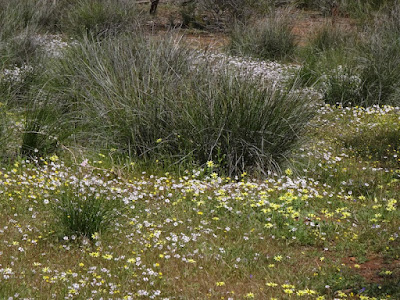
[228,11,296,61]
[39,33,315,175]
[297,43,360,105]
[0,1,44,67]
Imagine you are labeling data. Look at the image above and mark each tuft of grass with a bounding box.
[355,6,400,106]
[20,94,74,158]
[307,23,355,54]
[52,183,121,239]
[38,33,314,175]
[298,3,400,107]
[228,10,296,61]
[60,0,140,38]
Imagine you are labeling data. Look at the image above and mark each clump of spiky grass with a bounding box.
[60,0,139,38]
[36,32,315,175]
[354,5,400,106]
[52,183,120,239]
[228,10,296,61]
[298,4,400,107]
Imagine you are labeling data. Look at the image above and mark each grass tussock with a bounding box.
[60,0,140,38]
[35,33,314,175]
[228,10,296,61]
[52,183,121,239]
[297,3,400,107]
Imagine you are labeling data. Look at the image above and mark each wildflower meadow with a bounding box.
[0,0,399,299]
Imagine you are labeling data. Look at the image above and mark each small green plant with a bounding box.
[61,0,139,38]
[228,11,296,61]
[307,23,354,54]
[52,183,120,239]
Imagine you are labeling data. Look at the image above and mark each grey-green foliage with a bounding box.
[298,5,400,107]
[180,0,273,29]
[228,11,296,61]
[297,24,362,106]
[38,33,314,175]
[60,0,139,38]
[0,1,43,67]
[355,5,400,106]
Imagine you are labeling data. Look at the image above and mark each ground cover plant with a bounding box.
[0,0,400,299]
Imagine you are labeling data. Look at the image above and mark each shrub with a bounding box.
[39,33,315,175]
[0,1,44,67]
[228,11,296,61]
[297,43,360,105]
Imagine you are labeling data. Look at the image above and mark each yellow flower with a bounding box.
[156,138,162,143]
[50,155,59,162]
[206,161,214,168]
[285,168,293,176]
[127,258,136,264]
[102,254,113,260]
[266,282,278,287]
[273,255,282,262]
[245,292,254,298]
[216,282,225,286]
[89,252,100,257]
